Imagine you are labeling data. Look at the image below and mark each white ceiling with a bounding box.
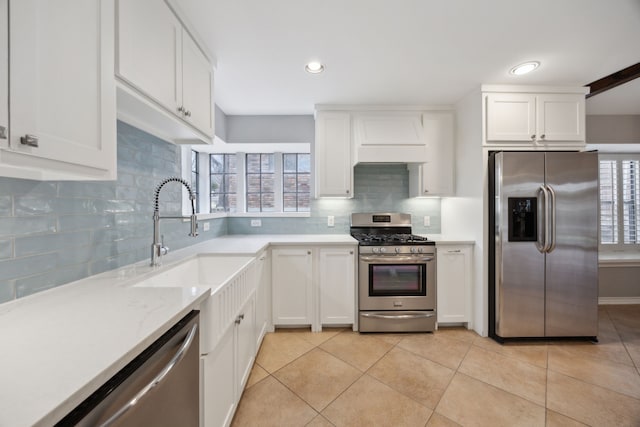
[174,0,640,115]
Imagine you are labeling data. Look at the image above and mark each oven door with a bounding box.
[359,254,436,311]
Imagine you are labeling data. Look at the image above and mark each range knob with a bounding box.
[380,247,387,253]
[418,247,424,253]
[395,247,401,254]
[372,247,380,253]
[410,247,417,253]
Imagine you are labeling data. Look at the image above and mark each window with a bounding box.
[246,153,275,212]
[599,155,640,248]
[210,154,237,213]
[283,153,311,212]
[190,150,199,212]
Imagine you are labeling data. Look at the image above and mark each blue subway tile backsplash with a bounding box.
[0,121,442,303]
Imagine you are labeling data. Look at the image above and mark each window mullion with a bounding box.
[616,159,625,246]
[237,152,247,213]
[274,152,283,211]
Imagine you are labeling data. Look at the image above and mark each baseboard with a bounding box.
[598,297,640,305]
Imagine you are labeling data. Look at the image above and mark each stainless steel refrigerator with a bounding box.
[489,151,599,341]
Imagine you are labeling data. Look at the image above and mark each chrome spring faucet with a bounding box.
[151,177,198,266]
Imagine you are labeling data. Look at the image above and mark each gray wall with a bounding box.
[586,115,640,144]
[0,121,226,303]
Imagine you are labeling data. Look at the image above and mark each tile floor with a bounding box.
[231,305,640,427]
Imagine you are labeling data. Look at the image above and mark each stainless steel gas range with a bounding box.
[351,213,436,333]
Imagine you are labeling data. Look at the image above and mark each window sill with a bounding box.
[192,212,312,220]
[599,252,640,268]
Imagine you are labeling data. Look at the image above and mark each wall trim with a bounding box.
[599,297,640,305]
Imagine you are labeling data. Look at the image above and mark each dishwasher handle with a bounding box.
[99,323,198,427]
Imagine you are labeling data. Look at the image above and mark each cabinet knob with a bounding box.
[20,134,39,147]
[349,251,353,255]
[424,189,429,193]
[346,189,350,194]
[0,125,7,140]
[540,134,546,140]
[307,251,311,255]
[185,110,192,117]
[177,106,185,113]
[531,134,536,140]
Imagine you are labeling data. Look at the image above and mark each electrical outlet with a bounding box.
[251,219,262,227]
[203,222,210,231]
[423,216,431,227]
[327,215,335,227]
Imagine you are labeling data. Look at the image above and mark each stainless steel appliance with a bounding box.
[57,311,200,427]
[351,213,436,332]
[489,151,599,342]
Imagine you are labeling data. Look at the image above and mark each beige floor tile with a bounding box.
[436,373,545,427]
[545,409,588,427]
[606,305,640,329]
[321,375,433,427]
[370,332,410,346]
[548,346,640,399]
[547,370,640,427]
[231,375,318,427]
[548,336,634,367]
[458,345,547,406]
[287,327,347,346]
[435,326,479,344]
[473,336,548,368]
[397,333,472,370]
[319,331,394,371]
[255,331,316,373]
[427,412,461,427]
[306,414,335,427]
[367,346,455,409]
[273,348,362,411]
[245,363,269,388]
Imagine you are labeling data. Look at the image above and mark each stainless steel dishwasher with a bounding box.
[56,311,200,427]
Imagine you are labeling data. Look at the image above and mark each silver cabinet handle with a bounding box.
[447,249,461,253]
[361,312,435,320]
[0,125,7,140]
[98,323,198,427]
[20,134,39,147]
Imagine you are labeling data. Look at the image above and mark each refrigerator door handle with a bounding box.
[536,185,549,253]
[546,184,557,253]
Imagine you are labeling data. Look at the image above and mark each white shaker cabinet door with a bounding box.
[181,30,214,137]
[314,111,352,198]
[485,93,536,142]
[437,245,472,325]
[319,247,356,326]
[0,0,7,145]
[5,0,116,180]
[272,248,313,325]
[116,0,182,114]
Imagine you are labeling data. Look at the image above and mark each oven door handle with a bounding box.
[359,255,434,263]
[360,312,436,320]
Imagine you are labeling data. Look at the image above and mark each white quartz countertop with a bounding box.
[0,233,358,427]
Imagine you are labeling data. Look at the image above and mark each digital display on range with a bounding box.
[372,215,391,223]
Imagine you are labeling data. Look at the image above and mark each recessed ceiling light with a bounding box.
[305,61,325,74]
[510,61,540,76]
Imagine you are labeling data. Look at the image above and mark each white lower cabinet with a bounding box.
[437,244,473,326]
[319,247,356,326]
[271,247,314,327]
[202,293,255,427]
[254,249,272,347]
[272,245,357,331]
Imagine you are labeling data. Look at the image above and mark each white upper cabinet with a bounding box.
[408,111,455,196]
[314,111,353,198]
[484,87,586,147]
[116,0,214,143]
[0,0,7,144]
[0,0,116,180]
